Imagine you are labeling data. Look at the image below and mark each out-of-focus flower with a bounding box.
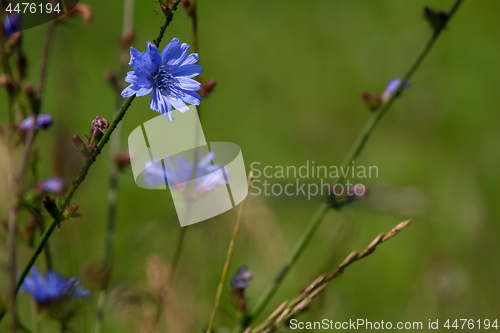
[382,78,410,102]
[114,152,131,169]
[231,266,253,315]
[19,114,53,132]
[143,152,227,193]
[4,13,21,37]
[231,266,253,290]
[20,267,90,306]
[89,116,109,147]
[121,39,203,122]
[38,177,67,194]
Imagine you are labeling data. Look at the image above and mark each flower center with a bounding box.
[152,67,172,91]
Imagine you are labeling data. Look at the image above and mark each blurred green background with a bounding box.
[1,0,500,331]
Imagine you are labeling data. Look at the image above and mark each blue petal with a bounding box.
[135,86,153,97]
[150,87,160,111]
[178,90,202,105]
[147,42,162,67]
[181,53,200,66]
[166,43,190,67]
[129,47,148,75]
[161,38,180,61]
[122,84,139,97]
[125,72,152,86]
[169,97,189,113]
[172,64,203,78]
[177,77,201,91]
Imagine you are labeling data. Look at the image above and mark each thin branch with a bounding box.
[245,0,464,326]
[250,219,413,333]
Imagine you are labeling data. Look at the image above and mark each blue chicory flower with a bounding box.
[4,13,21,37]
[121,39,203,122]
[19,114,53,132]
[39,177,67,194]
[20,267,90,305]
[143,151,227,192]
[382,78,410,101]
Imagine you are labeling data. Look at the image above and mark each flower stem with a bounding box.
[206,171,253,333]
[243,0,464,327]
[0,3,182,322]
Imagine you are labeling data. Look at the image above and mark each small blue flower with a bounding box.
[39,177,67,194]
[231,266,253,290]
[20,114,53,132]
[382,78,410,101]
[4,13,21,37]
[20,267,90,305]
[122,39,203,122]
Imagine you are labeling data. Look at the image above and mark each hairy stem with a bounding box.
[244,0,464,327]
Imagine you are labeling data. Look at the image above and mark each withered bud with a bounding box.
[200,79,216,98]
[182,0,190,10]
[424,6,448,31]
[119,31,135,50]
[89,116,109,147]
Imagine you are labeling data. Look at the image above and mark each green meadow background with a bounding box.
[1,0,500,331]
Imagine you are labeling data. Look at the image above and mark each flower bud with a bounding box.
[424,6,448,31]
[89,116,109,147]
[119,31,135,50]
[42,195,58,215]
[360,91,381,112]
[114,152,131,170]
[231,266,253,315]
[182,0,190,10]
[200,79,216,97]
[64,203,81,218]
[72,134,88,155]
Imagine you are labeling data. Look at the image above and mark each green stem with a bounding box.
[244,0,464,327]
[206,172,253,333]
[0,3,182,322]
